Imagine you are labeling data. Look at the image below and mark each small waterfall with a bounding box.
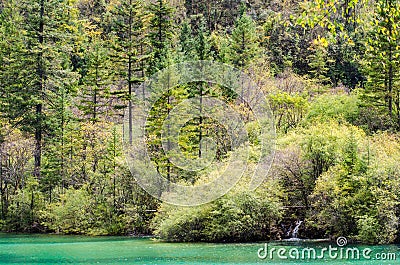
[291,220,303,239]
[285,226,291,238]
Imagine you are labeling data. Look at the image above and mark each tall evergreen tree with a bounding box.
[191,18,212,158]
[0,0,80,228]
[364,0,400,124]
[78,35,113,123]
[147,0,174,75]
[229,12,260,69]
[110,0,150,144]
[0,0,79,180]
[145,52,189,184]
[177,17,231,163]
[145,0,177,185]
[178,21,196,61]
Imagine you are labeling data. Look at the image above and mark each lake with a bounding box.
[0,234,399,264]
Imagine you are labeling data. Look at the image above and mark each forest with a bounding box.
[0,0,400,245]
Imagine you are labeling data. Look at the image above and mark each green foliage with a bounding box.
[308,130,400,244]
[184,0,243,31]
[40,186,130,235]
[78,35,114,122]
[178,16,213,61]
[275,121,365,216]
[269,92,309,133]
[229,13,260,68]
[109,0,149,108]
[5,177,45,232]
[307,38,334,85]
[363,0,400,123]
[153,190,282,242]
[204,191,281,242]
[147,0,174,75]
[1,0,400,245]
[179,21,196,60]
[0,0,78,184]
[355,106,398,133]
[296,0,368,35]
[356,215,380,244]
[262,13,312,75]
[306,93,360,123]
[40,187,92,234]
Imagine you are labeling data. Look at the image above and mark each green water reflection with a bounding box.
[0,234,398,264]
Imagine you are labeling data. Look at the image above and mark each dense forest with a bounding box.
[0,0,400,244]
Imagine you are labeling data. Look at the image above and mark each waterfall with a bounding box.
[291,220,303,239]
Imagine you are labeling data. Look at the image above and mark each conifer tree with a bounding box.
[0,0,80,181]
[79,35,113,123]
[364,0,400,124]
[178,21,196,61]
[110,0,150,144]
[147,0,174,75]
[229,12,260,69]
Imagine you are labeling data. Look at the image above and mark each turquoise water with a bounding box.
[0,234,399,264]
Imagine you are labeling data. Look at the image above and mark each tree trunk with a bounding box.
[388,1,393,117]
[34,0,45,180]
[198,82,203,158]
[128,0,133,145]
[388,45,393,116]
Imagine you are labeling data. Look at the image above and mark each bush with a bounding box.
[308,131,400,244]
[153,190,282,242]
[353,106,399,133]
[305,93,359,124]
[356,215,380,244]
[4,177,45,232]
[40,187,92,234]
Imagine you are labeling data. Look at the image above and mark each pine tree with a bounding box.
[0,0,80,181]
[194,17,213,61]
[178,21,196,61]
[177,17,230,164]
[145,0,178,184]
[364,0,400,125]
[147,0,174,75]
[190,17,212,158]
[41,84,76,199]
[0,0,80,226]
[307,37,333,86]
[145,52,186,184]
[229,12,260,69]
[78,35,113,123]
[109,0,150,144]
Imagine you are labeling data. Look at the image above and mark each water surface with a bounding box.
[0,234,399,264]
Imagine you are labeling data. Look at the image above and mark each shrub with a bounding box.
[153,190,282,242]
